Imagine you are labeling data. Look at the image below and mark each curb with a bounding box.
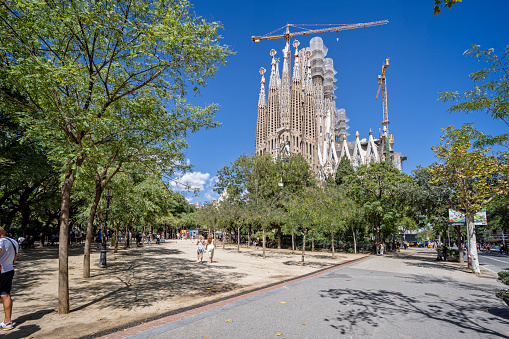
[83,256,370,339]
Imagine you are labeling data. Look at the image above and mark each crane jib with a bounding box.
[251,20,388,43]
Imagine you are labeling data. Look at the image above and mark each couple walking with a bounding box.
[196,235,215,263]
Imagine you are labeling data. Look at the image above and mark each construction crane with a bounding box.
[376,58,390,134]
[251,21,389,44]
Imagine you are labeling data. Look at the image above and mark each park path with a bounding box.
[97,248,509,339]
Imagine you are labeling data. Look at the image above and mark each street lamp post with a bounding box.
[98,187,113,268]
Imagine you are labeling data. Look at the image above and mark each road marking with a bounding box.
[481,256,509,264]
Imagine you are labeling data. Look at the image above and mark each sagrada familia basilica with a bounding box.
[254,37,406,179]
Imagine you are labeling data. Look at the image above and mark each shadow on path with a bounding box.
[319,284,509,337]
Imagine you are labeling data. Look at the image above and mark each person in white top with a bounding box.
[0,227,18,331]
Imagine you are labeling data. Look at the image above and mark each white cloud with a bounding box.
[185,196,193,202]
[186,158,191,166]
[204,191,218,202]
[207,175,218,188]
[170,172,210,191]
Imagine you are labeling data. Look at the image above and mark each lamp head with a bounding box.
[104,187,114,199]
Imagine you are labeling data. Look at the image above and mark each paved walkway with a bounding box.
[96,248,509,339]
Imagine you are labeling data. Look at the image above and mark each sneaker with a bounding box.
[0,322,13,330]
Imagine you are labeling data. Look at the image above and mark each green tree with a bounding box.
[0,0,231,313]
[0,113,61,234]
[347,162,411,254]
[285,186,321,265]
[438,44,509,149]
[429,125,508,274]
[215,153,314,257]
[334,156,355,186]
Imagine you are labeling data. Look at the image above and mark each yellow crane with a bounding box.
[376,58,390,134]
[252,21,389,44]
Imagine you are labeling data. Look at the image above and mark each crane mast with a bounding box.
[252,21,389,43]
[376,58,390,134]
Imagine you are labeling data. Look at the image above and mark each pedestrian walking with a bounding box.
[146,233,151,246]
[136,232,143,247]
[0,227,19,331]
[196,235,206,263]
[70,229,76,248]
[206,235,216,263]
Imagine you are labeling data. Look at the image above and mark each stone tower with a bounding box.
[255,37,407,175]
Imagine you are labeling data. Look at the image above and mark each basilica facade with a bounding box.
[255,37,406,178]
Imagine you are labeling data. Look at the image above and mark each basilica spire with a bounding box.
[280,41,291,128]
[292,40,301,82]
[269,49,278,90]
[258,67,266,108]
[255,67,267,154]
[305,50,312,94]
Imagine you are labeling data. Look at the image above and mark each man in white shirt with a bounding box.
[0,227,19,331]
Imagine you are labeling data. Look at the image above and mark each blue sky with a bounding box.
[171,0,509,204]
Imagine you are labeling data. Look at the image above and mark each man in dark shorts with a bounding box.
[0,227,18,330]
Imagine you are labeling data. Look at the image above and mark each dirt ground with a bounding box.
[8,239,366,338]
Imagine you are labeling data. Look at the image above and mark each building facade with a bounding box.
[255,37,406,178]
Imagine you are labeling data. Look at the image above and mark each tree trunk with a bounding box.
[457,225,464,263]
[83,187,102,278]
[3,208,18,231]
[291,232,295,254]
[114,224,119,253]
[375,215,381,255]
[262,225,266,259]
[20,204,31,234]
[222,229,226,250]
[277,225,281,249]
[41,212,58,247]
[247,225,251,248]
[58,168,76,314]
[331,231,335,259]
[237,225,240,253]
[301,228,307,266]
[353,227,357,254]
[124,224,129,249]
[466,213,480,274]
[311,230,314,252]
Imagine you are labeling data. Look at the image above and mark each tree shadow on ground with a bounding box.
[402,260,473,274]
[282,261,331,269]
[400,273,503,292]
[67,245,247,312]
[17,243,104,261]
[319,281,509,337]
[312,254,347,260]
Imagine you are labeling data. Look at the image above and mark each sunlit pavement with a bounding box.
[97,249,509,339]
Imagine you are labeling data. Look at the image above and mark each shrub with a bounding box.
[498,271,509,281]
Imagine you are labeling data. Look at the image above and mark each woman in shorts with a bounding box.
[196,235,206,263]
[206,235,216,263]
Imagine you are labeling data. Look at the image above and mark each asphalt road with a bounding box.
[124,250,509,339]
[479,252,509,274]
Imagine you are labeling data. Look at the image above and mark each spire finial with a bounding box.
[259,67,266,85]
[283,42,289,59]
[270,49,277,73]
[369,128,373,135]
[293,40,300,57]
[355,131,359,138]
